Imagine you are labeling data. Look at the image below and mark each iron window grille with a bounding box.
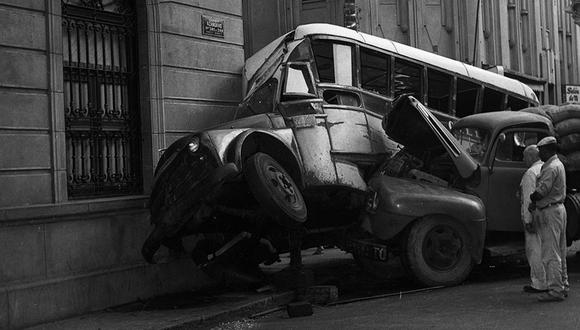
[62,0,141,198]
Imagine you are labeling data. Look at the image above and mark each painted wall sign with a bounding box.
[565,85,580,104]
[202,15,224,38]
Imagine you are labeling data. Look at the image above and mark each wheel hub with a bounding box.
[267,166,297,204]
[422,225,462,271]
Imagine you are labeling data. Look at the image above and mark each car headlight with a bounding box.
[188,137,200,153]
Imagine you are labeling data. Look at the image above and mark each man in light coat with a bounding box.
[530,136,568,302]
[520,145,546,293]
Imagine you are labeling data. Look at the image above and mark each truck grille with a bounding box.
[151,145,218,212]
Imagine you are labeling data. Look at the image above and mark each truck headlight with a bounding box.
[188,137,200,153]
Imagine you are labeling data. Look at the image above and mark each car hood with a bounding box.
[382,96,479,179]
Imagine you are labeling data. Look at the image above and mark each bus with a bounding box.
[244,23,539,119]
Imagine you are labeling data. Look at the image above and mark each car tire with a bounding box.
[401,217,473,287]
[245,152,307,227]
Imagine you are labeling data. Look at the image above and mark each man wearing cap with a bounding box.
[520,145,546,293]
[530,136,568,302]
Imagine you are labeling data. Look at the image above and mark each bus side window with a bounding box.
[456,78,480,117]
[482,87,506,112]
[311,40,354,86]
[507,95,529,111]
[427,68,452,114]
[394,58,422,99]
[360,47,390,96]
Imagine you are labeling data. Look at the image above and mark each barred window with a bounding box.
[62,0,141,198]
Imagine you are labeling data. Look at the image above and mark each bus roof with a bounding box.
[293,24,538,103]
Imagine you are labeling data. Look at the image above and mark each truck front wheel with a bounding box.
[401,217,473,286]
[245,152,307,227]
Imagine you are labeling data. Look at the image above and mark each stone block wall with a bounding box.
[150,0,244,160]
[0,1,53,207]
[0,0,246,328]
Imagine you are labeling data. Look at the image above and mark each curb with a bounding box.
[163,291,295,329]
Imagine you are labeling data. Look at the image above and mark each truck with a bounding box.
[347,95,580,287]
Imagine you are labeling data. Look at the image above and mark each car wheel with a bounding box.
[401,217,473,286]
[244,152,307,227]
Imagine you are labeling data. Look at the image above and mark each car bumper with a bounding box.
[343,236,390,262]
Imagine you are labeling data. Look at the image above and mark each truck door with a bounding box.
[486,130,546,232]
[278,62,340,188]
[309,40,374,191]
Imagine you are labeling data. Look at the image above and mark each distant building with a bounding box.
[245,0,580,104]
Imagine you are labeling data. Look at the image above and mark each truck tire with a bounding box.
[548,104,580,124]
[555,118,580,137]
[565,193,580,244]
[401,217,473,286]
[245,152,307,227]
[562,151,580,171]
[521,107,550,120]
[560,133,580,153]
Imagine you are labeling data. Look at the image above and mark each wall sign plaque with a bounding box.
[566,85,580,104]
[202,15,224,38]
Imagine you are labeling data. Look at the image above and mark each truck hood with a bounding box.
[383,96,479,179]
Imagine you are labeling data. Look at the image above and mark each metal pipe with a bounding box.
[327,285,445,306]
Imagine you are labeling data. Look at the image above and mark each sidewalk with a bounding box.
[27,289,294,330]
[25,247,341,330]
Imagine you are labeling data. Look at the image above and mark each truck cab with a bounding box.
[349,96,579,287]
[453,112,553,233]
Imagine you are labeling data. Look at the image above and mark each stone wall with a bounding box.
[0,199,213,329]
[0,0,54,207]
[152,0,244,155]
[0,0,246,328]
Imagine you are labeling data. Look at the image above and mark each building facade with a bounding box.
[0,0,244,328]
[245,0,580,104]
[1,0,579,328]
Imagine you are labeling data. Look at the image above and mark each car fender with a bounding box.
[364,175,486,263]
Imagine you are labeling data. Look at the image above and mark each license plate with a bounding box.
[345,238,388,262]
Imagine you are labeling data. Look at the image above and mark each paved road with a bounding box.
[205,247,580,330]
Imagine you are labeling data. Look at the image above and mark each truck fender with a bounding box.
[228,130,305,188]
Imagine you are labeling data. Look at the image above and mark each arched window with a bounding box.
[62,0,141,198]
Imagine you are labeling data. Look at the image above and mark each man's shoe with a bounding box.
[537,291,565,302]
[523,285,548,293]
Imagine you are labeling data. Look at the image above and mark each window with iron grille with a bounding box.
[62,0,141,199]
